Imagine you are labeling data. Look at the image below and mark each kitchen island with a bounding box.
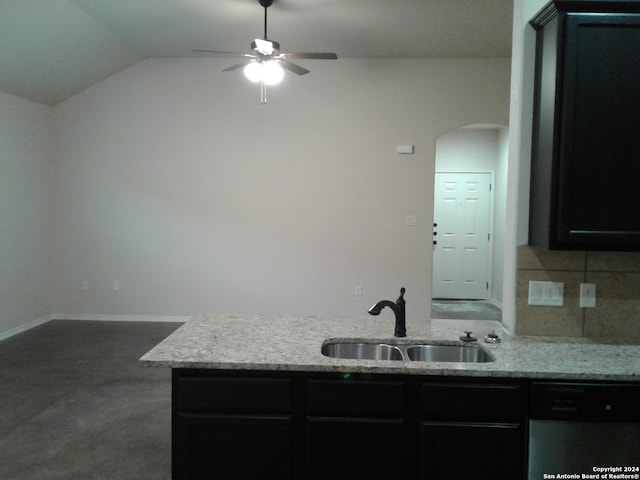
[141,314,640,480]
[141,313,640,381]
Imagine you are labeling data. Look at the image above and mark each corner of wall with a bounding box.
[0,93,54,336]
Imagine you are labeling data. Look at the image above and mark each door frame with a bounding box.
[432,170,495,300]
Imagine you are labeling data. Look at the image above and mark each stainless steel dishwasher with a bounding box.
[528,382,640,480]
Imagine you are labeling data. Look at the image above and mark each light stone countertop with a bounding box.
[140,313,640,381]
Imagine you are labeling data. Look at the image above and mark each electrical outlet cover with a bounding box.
[579,283,596,308]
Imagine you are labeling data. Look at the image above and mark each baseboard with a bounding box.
[0,314,55,342]
[0,314,189,342]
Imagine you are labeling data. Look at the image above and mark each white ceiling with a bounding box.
[0,0,514,106]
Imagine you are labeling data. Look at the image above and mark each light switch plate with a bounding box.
[528,281,564,307]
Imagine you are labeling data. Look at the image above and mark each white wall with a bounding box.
[435,128,502,171]
[502,0,547,333]
[493,127,509,305]
[0,93,52,338]
[50,57,510,322]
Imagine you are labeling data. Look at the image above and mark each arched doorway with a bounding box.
[431,124,508,320]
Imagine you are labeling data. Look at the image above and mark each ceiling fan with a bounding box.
[192,0,337,104]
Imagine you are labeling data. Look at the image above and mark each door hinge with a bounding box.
[488,233,490,241]
[486,282,489,290]
[489,183,492,191]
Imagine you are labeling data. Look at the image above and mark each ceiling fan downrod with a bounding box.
[259,0,273,40]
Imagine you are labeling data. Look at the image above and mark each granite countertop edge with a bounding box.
[139,313,640,382]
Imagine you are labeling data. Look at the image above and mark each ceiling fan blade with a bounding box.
[278,60,310,76]
[191,49,255,58]
[223,61,253,72]
[283,52,338,60]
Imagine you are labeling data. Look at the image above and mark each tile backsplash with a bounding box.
[516,246,640,337]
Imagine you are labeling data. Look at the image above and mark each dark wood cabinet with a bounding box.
[172,371,294,479]
[305,378,408,479]
[172,370,526,480]
[173,413,292,479]
[419,382,525,479]
[306,417,407,479]
[421,422,522,480]
[529,1,640,251]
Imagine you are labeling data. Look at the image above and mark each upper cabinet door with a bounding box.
[529,1,640,251]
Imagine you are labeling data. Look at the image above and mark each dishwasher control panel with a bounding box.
[530,382,640,420]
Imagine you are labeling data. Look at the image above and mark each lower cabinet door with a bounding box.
[173,413,292,480]
[420,421,523,480]
[305,417,407,480]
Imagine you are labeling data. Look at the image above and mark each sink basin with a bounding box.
[321,342,403,361]
[321,341,495,363]
[405,344,494,363]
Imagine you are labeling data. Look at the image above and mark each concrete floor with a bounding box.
[431,299,502,321]
[0,320,181,480]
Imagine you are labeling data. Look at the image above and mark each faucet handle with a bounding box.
[397,287,406,304]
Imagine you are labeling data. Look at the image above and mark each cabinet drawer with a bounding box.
[307,379,404,417]
[174,413,293,479]
[420,421,523,479]
[420,383,524,422]
[306,417,407,479]
[174,373,292,413]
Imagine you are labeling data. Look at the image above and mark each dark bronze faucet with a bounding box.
[368,287,406,337]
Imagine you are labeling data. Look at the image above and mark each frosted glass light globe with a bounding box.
[243,62,263,83]
[244,61,284,85]
[263,61,284,85]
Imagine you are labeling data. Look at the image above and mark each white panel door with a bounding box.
[432,172,492,299]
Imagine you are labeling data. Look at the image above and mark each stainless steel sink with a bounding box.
[321,340,495,363]
[321,342,403,361]
[405,344,494,363]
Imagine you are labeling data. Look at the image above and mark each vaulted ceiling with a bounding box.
[0,0,513,106]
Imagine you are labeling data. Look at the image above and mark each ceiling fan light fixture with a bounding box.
[243,62,263,83]
[193,0,336,103]
[253,38,277,55]
[263,60,284,85]
[243,60,283,85]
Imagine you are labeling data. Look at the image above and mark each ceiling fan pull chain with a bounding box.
[260,79,267,105]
